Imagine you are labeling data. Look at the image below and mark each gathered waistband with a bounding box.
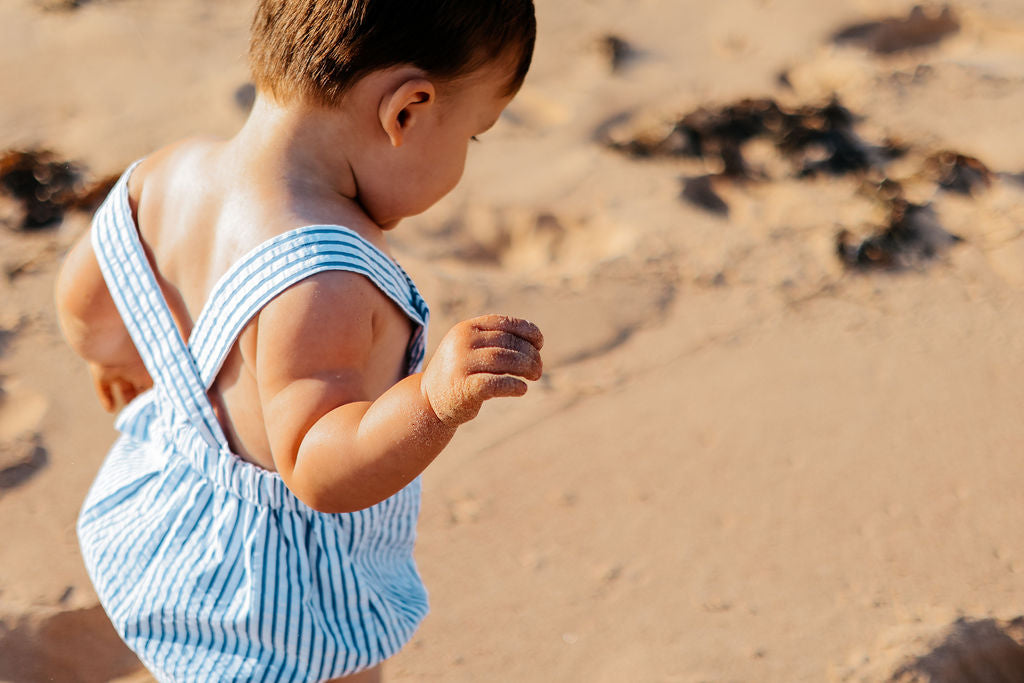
[119,391,303,511]
[169,421,302,511]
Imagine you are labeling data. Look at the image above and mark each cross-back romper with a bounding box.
[77,162,431,682]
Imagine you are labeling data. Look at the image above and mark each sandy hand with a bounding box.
[421,315,544,427]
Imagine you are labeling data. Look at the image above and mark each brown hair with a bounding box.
[249,0,536,106]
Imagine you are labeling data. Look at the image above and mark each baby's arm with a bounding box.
[55,233,153,411]
[257,272,543,513]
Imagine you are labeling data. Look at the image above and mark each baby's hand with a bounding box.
[422,315,544,426]
[88,361,153,413]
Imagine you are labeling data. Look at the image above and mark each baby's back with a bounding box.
[125,139,414,469]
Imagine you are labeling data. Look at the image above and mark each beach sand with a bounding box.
[2,0,1024,680]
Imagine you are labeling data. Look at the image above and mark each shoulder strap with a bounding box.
[90,162,229,449]
[188,226,430,389]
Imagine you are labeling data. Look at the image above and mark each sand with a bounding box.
[1,0,1024,680]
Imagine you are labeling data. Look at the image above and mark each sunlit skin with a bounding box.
[55,55,542,683]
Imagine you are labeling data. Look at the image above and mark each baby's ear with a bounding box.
[379,78,436,148]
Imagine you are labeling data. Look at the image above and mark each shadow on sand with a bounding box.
[0,605,143,683]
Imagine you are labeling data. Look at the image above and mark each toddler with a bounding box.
[55,1,541,681]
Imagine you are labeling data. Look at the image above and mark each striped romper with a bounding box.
[77,163,431,682]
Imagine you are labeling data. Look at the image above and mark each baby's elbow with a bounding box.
[307,496,369,515]
[280,467,331,513]
[298,489,377,515]
[297,485,349,514]
[284,468,377,515]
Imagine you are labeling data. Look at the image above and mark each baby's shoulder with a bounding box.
[128,137,221,204]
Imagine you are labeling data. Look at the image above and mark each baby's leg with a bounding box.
[324,664,381,683]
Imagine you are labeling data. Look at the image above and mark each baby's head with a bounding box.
[248,0,536,226]
[250,0,536,106]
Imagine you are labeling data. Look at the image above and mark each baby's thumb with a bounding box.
[469,374,529,401]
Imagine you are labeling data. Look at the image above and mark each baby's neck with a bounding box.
[228,95,360,204]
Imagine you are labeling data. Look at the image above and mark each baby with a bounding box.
[54,1,541,681]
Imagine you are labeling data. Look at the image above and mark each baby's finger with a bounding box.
[467,346,543,381]
[471,330,543,360]
[466,373,529,401]
[119,381,140,407]
[98,385,115,412]
[110,381,129,412]
[91,374,115,412]
[470,315,544,350]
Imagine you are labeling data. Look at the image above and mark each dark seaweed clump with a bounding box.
[0,150,117,230]
[925,151,992,196]
[598,35,635,73]
[837,195,963,270]
[681,176,730,216]
[234,83,257,114]
[836,152,990,270]
[36,0,91,10]
[832,5,960,55]
[605,97,905,180]
[602,95,992,271]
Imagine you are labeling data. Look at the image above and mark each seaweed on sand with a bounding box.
[924,151,993,196]
[602,95,988,271]
[605,97,906,182]
[605,98,783,178]
[777,99,908,177]
[35,0,92,10]
[0,150,117,230]
[837,196,963,271]
[681,176,729,216]
[598,35,636,73]
[832,5,960,55]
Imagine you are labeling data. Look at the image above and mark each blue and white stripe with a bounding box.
[77,162,430,682]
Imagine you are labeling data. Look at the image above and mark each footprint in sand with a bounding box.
[411,207,638,276]
[0,321,19,358]
[446,494,483,526]
[0,377,49,492]
[502,89,571,130]
[408,207,678,368]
